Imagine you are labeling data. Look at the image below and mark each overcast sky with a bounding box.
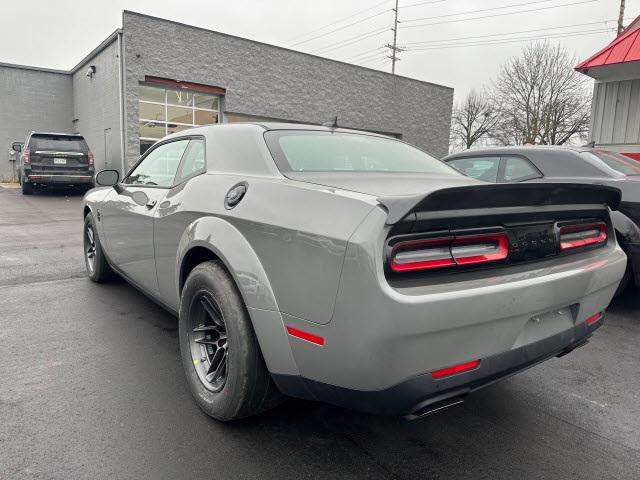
[1,0,636,102]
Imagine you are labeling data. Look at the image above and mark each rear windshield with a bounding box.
[264,131,456,175]
[581,150,640,176]
[30,135,87,152]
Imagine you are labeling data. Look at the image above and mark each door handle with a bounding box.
[145,199,157,209]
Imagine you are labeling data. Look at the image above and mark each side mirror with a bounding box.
[95,169,120,187]
[11,142,22,152]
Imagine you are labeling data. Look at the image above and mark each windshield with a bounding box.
[581,150,640,176]
[265,130,457,175]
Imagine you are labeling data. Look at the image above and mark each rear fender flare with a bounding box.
[175,216,300,377]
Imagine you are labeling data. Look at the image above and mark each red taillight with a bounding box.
[585,311,603,325]
[559,223,607,251]
[286,326,325,346]
[431,359,480,379]
[23,148,30,163]
[390,232,508,272]
[88,151,94,166]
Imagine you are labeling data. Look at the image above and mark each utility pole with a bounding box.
[386,0,404,74]
[618,0,626,35]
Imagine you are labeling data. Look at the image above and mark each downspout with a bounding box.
[117,31,126,177]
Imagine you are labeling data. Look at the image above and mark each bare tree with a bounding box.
[450,90,498,150]
[492,42,591,146]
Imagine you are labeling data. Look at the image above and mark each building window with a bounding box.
[138,83,221,154]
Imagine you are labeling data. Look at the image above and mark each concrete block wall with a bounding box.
[0,64,73,181]
[72,38,123,173]
[122,11,453,170]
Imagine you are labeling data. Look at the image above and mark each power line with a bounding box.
[286,0,391,43]
[404,28,612,51]
[402,20,615,46]
[401,0,446,9]
[345,46,388,62]
[401,0,598,29]
[402,0,567,23]
[311,26,390,55]
[291,8,393,47]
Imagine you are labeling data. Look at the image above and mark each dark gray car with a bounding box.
[13,132,95,195]
[83,124,625,421]
[443,146,640,292]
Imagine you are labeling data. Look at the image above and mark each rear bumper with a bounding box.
[26,174,93,185]
[275,208,626,412]
[274,317,602,417]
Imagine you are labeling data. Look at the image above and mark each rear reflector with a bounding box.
[286,326,325,346]
[585,312,603,325]
[431,359,480,379]
[560,223,607,251]
[390,232,508,272]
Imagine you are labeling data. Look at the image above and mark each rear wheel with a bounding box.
[84,213,113,282]
[20,174,33,195]
[179,261,283,421]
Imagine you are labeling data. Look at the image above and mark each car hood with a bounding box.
[285,172,480,197]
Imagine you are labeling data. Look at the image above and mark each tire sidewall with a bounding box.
[179,262,258,421]
[83,213,108,282]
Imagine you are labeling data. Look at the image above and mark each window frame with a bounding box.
[174,137,208,186]
[122,135,206,189]
[497,154,544,183]
[446,155,502,183]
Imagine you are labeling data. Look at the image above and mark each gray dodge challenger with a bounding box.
[83,123,626,420]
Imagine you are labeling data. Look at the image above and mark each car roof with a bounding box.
[163,122,394,141]
[29,131,85,138]
[443,145,593,159]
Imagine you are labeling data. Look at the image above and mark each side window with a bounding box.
[447,156,500,183]
[502,156,542,182]
[176,139,206,183]
[124,139,189,187]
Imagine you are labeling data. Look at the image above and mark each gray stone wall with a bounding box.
[72,38,123,173]
[122,11,453,170]
[0,64,73,181]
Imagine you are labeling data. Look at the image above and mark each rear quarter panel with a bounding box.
[155,174,377,325]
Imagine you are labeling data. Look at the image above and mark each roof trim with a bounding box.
[122,10,453,92]
[69,29,122,74]
[0,62,69,75]
[575,15,640,71]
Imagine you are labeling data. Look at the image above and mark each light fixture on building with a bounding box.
[86,65,96,78]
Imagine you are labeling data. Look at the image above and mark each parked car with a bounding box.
[83,124,625,421]
[443,146,640,293]
[12,132,94,195]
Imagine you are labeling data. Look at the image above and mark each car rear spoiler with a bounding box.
[378,183,622,225]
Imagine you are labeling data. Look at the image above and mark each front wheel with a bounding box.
[83,213,113,282]
[179,261,283,421]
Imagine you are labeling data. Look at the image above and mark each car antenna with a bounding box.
[322,116,339,128]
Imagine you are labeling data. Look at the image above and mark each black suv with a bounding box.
[12,132,94,195]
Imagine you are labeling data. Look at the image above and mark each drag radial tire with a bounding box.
[179,261,283,421]
[83,212,114,283]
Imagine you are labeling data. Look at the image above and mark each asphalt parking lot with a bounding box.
[1,186,639,480]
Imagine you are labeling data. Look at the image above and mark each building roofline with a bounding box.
[0,29,121,75]
[69,29,122,74]
[0,61,69,75]
[122,10,453,92]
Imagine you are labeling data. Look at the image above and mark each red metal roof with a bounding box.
[576,16,640,71]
